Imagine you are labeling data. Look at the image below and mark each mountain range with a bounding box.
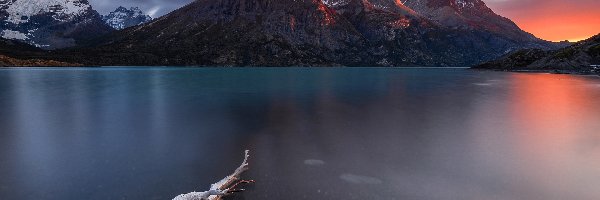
[0,0,112,49]
[0,1,151,49]
[0,0,572,66]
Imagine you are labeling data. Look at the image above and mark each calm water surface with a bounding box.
[1,68,600,200]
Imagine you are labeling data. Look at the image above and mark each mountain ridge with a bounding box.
[2,0,571,66]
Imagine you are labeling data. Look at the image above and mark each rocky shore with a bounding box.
[0,55,81,67]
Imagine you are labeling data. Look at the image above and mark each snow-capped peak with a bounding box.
[102,6,152,30]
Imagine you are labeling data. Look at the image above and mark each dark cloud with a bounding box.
[89,0,193,17]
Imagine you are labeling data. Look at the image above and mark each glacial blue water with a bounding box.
[1,68,600,200]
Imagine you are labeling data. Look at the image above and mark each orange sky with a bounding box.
[483,0,600,42]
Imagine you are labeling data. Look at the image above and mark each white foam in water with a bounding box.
[340,174,383,185]
[473,80,502,86]
[304,159,325,166]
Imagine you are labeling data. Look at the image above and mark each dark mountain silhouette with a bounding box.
[0,38,79,66]
[475,34,600,73]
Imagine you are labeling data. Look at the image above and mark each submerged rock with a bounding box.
[340,174,383,184]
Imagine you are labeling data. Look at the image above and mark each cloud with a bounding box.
[146,6,161,18]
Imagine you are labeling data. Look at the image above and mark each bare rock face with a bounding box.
[82,0,369,66]
[325,0,460,66]
[402,0,529,38]
[325,0,416,14]
[0,0,113,49]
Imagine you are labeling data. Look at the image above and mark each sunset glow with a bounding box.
[484,0,600,42]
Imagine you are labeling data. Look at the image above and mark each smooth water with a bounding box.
[1,68,600,200]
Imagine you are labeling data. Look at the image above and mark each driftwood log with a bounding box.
[173,150,254,200]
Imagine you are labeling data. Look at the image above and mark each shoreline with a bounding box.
[2,66,598,78]
[471,68,600,77]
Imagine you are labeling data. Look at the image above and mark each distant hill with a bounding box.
[475,34,600,73]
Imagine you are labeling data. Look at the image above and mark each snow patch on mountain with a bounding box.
[2,0,91,24]
[1,30,29,40]
[456,0,474,8]
[323,0,350,7]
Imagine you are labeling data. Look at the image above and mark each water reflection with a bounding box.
[508,74,600,199]
[0,68,599,200]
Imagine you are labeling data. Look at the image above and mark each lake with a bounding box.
[1,68,600,200]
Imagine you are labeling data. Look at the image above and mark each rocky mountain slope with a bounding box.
[102,7,152,30]
[403,0,560,51]
[70,0,369,66]
[0,0,113,49]
[59,0,561,66]
[402,0,530,37]
[323,0,467,66]
[475,34,600,72]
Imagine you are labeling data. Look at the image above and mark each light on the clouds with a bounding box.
[147,6,161,18]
